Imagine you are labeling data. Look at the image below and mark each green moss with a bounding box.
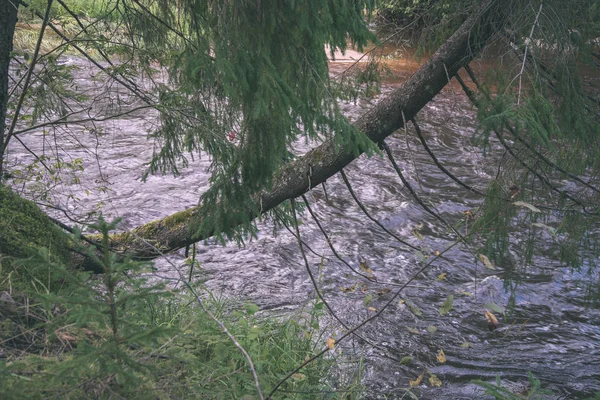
[0,185,71,266]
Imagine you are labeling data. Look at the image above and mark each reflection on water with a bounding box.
[6,51,600,399]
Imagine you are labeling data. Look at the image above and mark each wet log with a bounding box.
[100,0,503,262]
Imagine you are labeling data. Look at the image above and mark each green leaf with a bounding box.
[401,298,423,317]
[399,356,413,365]
[439,295,454,316]
[484,302,505,318]
[363,294,374,307]
[245,303,259,315]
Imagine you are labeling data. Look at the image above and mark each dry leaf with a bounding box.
[429,374,442,387]
[435,272,447,281]
[367,307,377,312]
[57,332,77,342]
[484,310,499,331]
[433,250,441,256]
[407,327,420,334]
[409,371,425,387]
[326,337,336,350]
[436,349,446,363]
[478,254,495,270]
[377,288,391,296]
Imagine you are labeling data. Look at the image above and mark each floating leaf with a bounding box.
[428,374,442,387]
[359,260,377,281]
[513,201,541,213]
[407,327,420,334]
[460,291,474,297]
[363,294,374,307]
[427,325,437,334]
[436,349,446,363]
[340,284,357,293]
[367,306,377,312]
[359,260,373,274]
[435,272,447,281]
[402,298,423,317]
[433,250,441,257]
[483,302,505,318]
[399,356,413,365]
[412,224,424,241]
[410,371,425,387]
[478,254,495,270]
[326,338,336,350]
[377,288,391,296]
[439,295,454,316]
[484,310,499,331]
[460,342,472,348]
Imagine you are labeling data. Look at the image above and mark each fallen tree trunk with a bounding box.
[104,0,501,261]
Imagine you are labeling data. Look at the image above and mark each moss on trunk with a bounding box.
[0,185,71,266]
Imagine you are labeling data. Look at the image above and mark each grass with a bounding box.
[0,217,362,399]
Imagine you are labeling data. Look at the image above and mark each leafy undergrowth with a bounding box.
[0,218,360,399]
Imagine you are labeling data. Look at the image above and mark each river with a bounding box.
[6,49,600,399]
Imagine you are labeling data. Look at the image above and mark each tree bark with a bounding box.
[0,0,19,179]
[102,0,502,261]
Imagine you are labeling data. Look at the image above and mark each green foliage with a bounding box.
[116,0,378,236]
[473,372,553,400]
[0,217,356,399]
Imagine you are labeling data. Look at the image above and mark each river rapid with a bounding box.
[6,50,600,399]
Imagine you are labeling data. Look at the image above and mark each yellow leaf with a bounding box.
[478,254,495,270]
[340,284,357,293]
[407,327,420,334]
[326,338,336,350]
[359,260,373,274]
[435,272,447,281]
[359,260,377,281]
[427,325,437,334]
[460,342,472,348]
[412,224,424,241]
[409,371,425,387]
[367,307,377,312]
[436,349,446,363]
[484,310,499,331]
[428,374,442,387]
[433,250,441,256]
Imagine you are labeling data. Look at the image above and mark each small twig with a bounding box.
[516,1,543,105]
[339,170,419,251]
[411,118,486,196]
[302,194,409,287]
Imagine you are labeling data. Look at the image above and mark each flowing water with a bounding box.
[6,52,600,399]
